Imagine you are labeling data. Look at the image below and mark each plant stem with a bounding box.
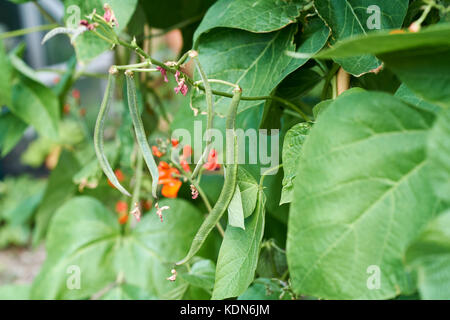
[0,24,58,40]
[32,0,58,24]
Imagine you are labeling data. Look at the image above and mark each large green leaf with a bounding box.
[280,122,310,205]
[191,22,329,116]
[287,91,438,299]
[427,108,450,202]
[11,76,59,139]
[178,259,216,291]
[31,197,204,299]
[0,111,27,157]
[395,83,441,113]
[0,40,12,107]
[379,46,450,107]
[315,23,450,58]
[406,210,450,300]
[193,0,306,44]
[64,0,138,63]
[32,151,81,245]
[314,0,409,75]
[212,190,266,300]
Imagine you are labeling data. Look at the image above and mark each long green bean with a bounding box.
[125,71,159,199]
[94,72,131,197]
[177,87,242,265]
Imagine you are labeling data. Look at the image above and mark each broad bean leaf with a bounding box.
[31,197,204,299]
[315,23,450,59]
[64,0,138,63]
[314,0,409,75]
[228,185,245,229]
[11,76,59,139]
[395,83,441,113]
[32,151,81,245]
[427,108,450,202]
[280,122,310,205]
[0,40,12,107]
[406,210,450,300]
[379,46,450,107]
[287,91,438,299]
[178,259,216,291]
[191,22,329,116]
[237,167,259,219]
[140,0,215,29]
[212,190,266,300]
[194,0,306,44]
[238,278,289,300]
[0,112,27,157]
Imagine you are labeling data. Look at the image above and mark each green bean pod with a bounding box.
[94,73,131,197]
[125,72,159,199]
[177,87,242,266]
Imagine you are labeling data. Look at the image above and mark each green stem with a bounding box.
[259,164,283,187]
[0,24,58,40]
[33,0,58,24]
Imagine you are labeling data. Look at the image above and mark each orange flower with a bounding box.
[72,89,80,100]
[118,213,128,225]
[203,149,220,171]
[141,199,152,211]
[108,169,125,188]
[152,146,164,157]
[158,161,182,198]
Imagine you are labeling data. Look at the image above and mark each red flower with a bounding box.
[72,89,80,100]
[182,145,192,159]
[203,149,220,171]
[180,158,190,172]
[171,138,179,147]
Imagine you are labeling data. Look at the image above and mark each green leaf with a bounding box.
[212,190,266,300]
[0,111,27,157]
[287,91,438,299]
[427,108,450,202]
[280,122,310,205]
[191,23,328,116]
[316,22,450,59]
[178,259,216,291]
[31,197,204,299]
[314,0,409,75]
[237,167,259,219]
[238,278,288,300]
[256,240,287,279]
[395,83,441,113]
[228,185,245,229]
[64,0,138,63]
[11,76,59,139]
[32,151,81,245]
[193,0,306,45]
[0,284,30,300]
[140,0,214,29]
[100,283,156,300]
[406,210,450,300]
[0,40,12,107]
[379,46,450,107]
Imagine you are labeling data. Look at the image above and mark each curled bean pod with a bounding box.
[125,72,159,199]
[94,73,131,197]
[177,87,242,266]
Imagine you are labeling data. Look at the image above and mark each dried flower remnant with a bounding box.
[79,19,97,31]
[156,66,168,82]
[190,184,199,200]
[408,21,421,33]
[174,71,188,96]
[166,269,177,282]
[130,202,142,222]
[155,202,170,222]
